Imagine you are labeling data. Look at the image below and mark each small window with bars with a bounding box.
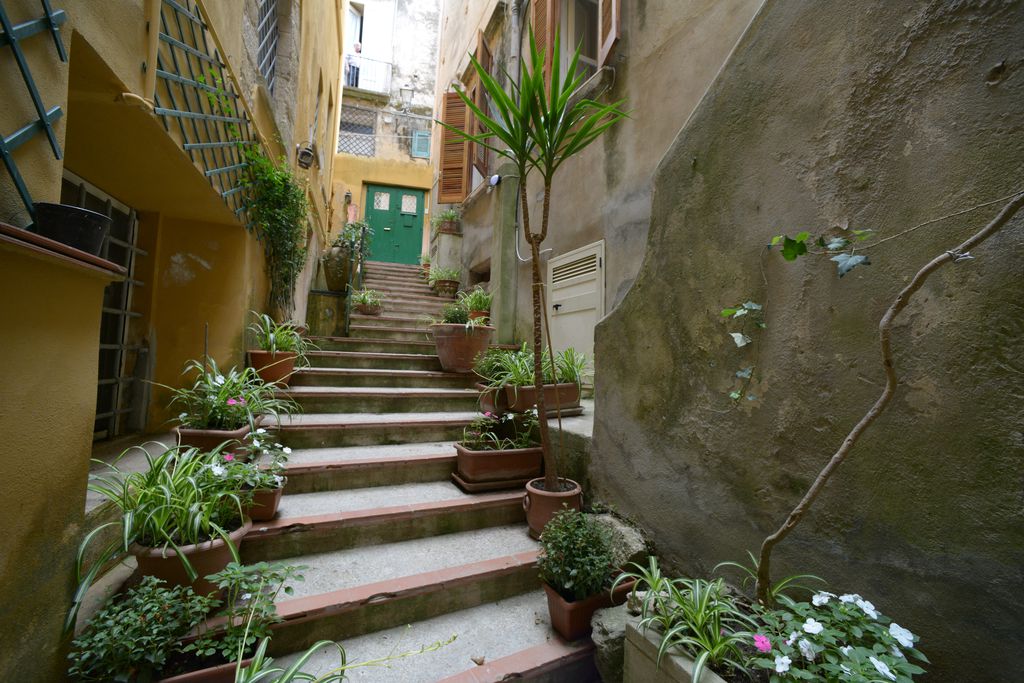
[338,105,376,157]
[256,0,280,92]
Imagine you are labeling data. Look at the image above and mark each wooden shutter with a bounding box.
[472,32,491,175]
[531,0,557,84]
[439,92,470,203]
[598,0,620,67]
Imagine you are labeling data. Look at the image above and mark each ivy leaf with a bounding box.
[736,367,753,379]
[831,253,871,277]
[795,231,811,243]
[756,321,768,329]
[826,237,849,250]
[729,390,742,400]
[781,236,809,261]
[770,235,785,247]
[852,229,875,241]
[742,301,762,310]
[730,333,752,348]
[733,308,748,318]
[747,394,757,401]
[721,308,737,317]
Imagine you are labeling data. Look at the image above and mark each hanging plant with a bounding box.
[243,147,309,314]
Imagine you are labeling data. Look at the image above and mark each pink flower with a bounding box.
[483,411,493,417]
[224,454,234,461]
[227,398,238,406]
[754,635,772,653]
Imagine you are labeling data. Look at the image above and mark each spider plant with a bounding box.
[474,345,588,389]
[441,27,627,489]
[431,207,462,228]
[428,266,461,285]
[457,286,492,313]
[248,311,314,365]
[351,289,382,307]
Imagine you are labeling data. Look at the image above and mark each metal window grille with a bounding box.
[410,129,431,159]
[373,191,390,210]
[401,193,417,214]
[256,0,279,92]
[338,105,376,157]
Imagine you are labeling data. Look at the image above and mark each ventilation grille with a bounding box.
[552,253,598,284]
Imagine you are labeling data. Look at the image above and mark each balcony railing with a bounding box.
[343,54,392,95]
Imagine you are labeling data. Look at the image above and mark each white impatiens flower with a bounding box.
[839,593,860,603]
[253,439,261,448]
[812,591,834,606]
[210,464,226,477]
[785,631,799,646]
[774,655,792,673]
[802,618,824,635]
[283,447,292,454]
[869,656,897,681]
[856,599,879,619]
[214,374,225,385]
[798,639,816,661]
[891,645,905,659]
[256,428,267,434]
[889,622,915,647]
[839,645,853,657]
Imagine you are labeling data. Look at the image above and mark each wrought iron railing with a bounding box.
[342,224,368,336]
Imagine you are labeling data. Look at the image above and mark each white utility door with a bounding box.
[547,240,605,374]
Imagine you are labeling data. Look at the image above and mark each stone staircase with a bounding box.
[256,261,599,681]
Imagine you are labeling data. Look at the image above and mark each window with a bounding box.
[562,0,598,81]
[401,193,417,214]
[256,0,279,92]
[528,0,619,84]
[338,105,376,157]
[373,191,390,210]
[411,129,431,159]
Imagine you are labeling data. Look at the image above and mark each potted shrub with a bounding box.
[419,253,431,278]
[452,411,542,491]
[246,312,311,387]
[32,202,112,256]
[67,576,215,682]
[473,348,511,415]
[428,266,461,297]
[476,346,587,416]
[431,207,462,235]
[169,358,298,452]
[231,431,291,522]
[430,303,494,373]
[538,509,635,641]
[457,285,492,321]
[351,289,383,316]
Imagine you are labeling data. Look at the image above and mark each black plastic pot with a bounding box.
[32,202,112,256]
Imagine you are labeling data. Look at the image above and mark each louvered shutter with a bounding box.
[531,0,556,84]
[598,0,620,67]
[472,32,491,175]
[439,92,470,203]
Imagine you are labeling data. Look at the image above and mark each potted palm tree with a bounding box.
[443,29,626,537]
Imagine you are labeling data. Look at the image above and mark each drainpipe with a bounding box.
[510,0,521,87]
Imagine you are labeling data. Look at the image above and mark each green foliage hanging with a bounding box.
[243,147,309,312]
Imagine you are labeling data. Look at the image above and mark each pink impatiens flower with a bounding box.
[754,635,772,653]
[227,398,238,406]
[224,454,234,461]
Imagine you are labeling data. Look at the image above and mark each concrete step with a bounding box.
[350,313,433,330]
[292,367,476,389]
[305,350,444,371]
[271,592,593,683]
[258,531,540,657]
[280,386,480,413]
[377,290,456,305]
[376,298,447,316]
[349,325,434,342]
[242,483,524,560]
[308,336,439,355]
[282,442,457,492]
[362,276,431,291]
[275,411,477,448]
[364,260,423,276]
[363,279,439,296]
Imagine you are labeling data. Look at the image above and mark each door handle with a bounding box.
[553,304,562,311]
[383,227,392,231]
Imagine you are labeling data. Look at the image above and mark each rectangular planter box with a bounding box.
[504,382,581,413]
[455,442,542,483]
[476,382,509,415]
[544,578,636,641]
[624,617,728,683]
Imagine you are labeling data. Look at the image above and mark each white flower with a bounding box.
[889,622,915,647]
[210,464,226,477]
[869,656,897,681]
[856,599,878,619]
[283,446,292,454]
[774,655,791,673]
[839,645,853,657]
[798,639,816,661]
[253,439,261,447]
[784,631,799,646]
[241,592,252,601]
[256,428,267,434]
[214,374,225,385]
[273,475,284,486]
[891,645,905,659]
[812,591,834,606]
[839,593,860,603]
[802,618,824,635]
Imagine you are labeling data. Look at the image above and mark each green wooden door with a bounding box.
[365,184,425,265]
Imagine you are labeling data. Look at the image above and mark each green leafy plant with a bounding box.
[474,345,588,389]
[440,301,470,324]
[248,311,313,365]
[168,357,298,431]
[351,289,382,307]
[537,509,614,602]
[221,429,291,491]
[751,592,927,681]
[431,207,461,227]
[67,576,214,682]
[441,28,627,490]
[243,147,309,313]
[419,253,431,266]
[457,286,492,313]
[187,562,305,662]
[460,410,539,451]
[718,300,765,402]
[715,551,822,605]
[613,557,756,682]
[428,266,461,285]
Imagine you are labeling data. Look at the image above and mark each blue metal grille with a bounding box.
[0,0,68,222]
[153,0,257,221]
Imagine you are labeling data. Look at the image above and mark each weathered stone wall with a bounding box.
[592,2,1024,681]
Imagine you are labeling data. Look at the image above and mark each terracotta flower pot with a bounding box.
[504,383,581,413]
[543,578,637,641]
[321,245,351,292]
[175,423,252,453]
[433,279,459,298]
[438,219,461,235]
[354,303,382,316]
[421,263,431,278]
[468,309,489,322]
[132,519,252,597]
[247,486,284,522]
[159,658,254,683]
[248,349,297,386]
[476,382,508,415]
[523,477,583,539]
[431,323,494,373]
[455,443,543,483]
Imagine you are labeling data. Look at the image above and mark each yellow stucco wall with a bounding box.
[0,241,119,680]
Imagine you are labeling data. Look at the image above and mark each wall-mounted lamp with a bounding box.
[399,83,414,111]
[344,190,353,204]
[296,142,315,169]
[489,174,502,187]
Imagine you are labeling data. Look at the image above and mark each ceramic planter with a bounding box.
[431,323,494,373]
[247,486,284,522]
[624,616,728,683]
[32,202,112,256]
[544,578,636,641]
[504,382,581,413]
[248,349,297,386]
[455,443,542,483]
[175,423,252,453]
[476,382,509,415]
[321,245,351,292]
[433,278,459,298]
[354,302,382,316]
[159,658,255,683]
[132,519,252,597]
[524,477,583,539]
